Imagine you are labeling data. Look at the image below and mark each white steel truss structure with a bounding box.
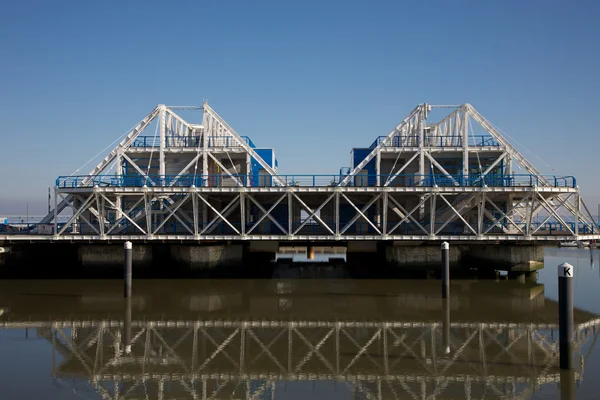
[4,102,596,242]
[6,316,599,400]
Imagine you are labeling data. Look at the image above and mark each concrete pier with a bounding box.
[78,245,153,268]
[171,244,243,270]
[465,244,544,278]
[0,239,548,278]
[385,244,464,268]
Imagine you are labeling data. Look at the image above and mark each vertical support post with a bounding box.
[575,194,580,236]
[144,193,152,235]
[462,108,469,184]
[418,107,426,219]
[478,192,485,235]
[116,148,123,220]
[53,189,58,235]
[382,191,388,236]
[48,187,51,214]
[442,299,450,354]
[558,262,574,370]
[430,193,436,236]
[560,370,575,400]
[441,241,450,299]
[124,241,132,298]
[192,191,199,236]
[288,191,293,236]
[240,192,245,236]
[124,297,132,354]
[376,152,381,187]
[159,105,166,177]
[202,108,209,187]
[246,153,251,187]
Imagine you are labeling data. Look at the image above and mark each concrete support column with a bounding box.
[78,244,152,267]
[171,244,243,270]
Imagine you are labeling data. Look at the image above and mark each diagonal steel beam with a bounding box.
[485,193,532,234]
[471,153,507,185]
[72,194,101,235]
[387,194,429,235]
[247,329,286,372]
[100,194,148,235]
[293,328,335,373]
[291,192,335,235]
[384,152,419,187]
[437,194,477,235]
[247,193,288,234]
[340,104,422,186]
[535,192,576,236]
[121,153,157,186]
[340,193,381,234]
[341,329,382,374]
[531,194,573,235]
[169,154,201,186]
[203,104,285,186]
[425,153,459,186]
[58,193,97,235]
[433,193,478,234]
[104,195,146,235]
[195,328,240,372]
[293,193,335,235]
[197,193,240,235]
[203,195,241,234]
[207,152,243,187]
[153,194,193,235]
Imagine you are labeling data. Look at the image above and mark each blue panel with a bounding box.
[251,148,275,186]
[352,148,376,186]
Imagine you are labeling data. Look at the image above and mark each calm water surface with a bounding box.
[0,248,599,399]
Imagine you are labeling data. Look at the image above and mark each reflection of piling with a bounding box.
[441,242,450,299]
[442,299,450,354]
[124,241,132,298]
[558,262,574,370]
[560,369,575,400]
[124,297,132,354]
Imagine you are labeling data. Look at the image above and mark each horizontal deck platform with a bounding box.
[2,234,600,242]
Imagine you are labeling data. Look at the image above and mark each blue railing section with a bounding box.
[131,135,256,148]
[56,174,577,189]
[369,135,500,149]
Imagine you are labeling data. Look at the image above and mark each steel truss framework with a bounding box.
[6,317,599,400]
[7,102,593,242]
[11,185,596,241]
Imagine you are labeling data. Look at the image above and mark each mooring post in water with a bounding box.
[442,299,450,354]
[560,370,576,400]
[124,241,132,298]
[558,262,574,370]
[124,297,132,354]
[441,241,450,299]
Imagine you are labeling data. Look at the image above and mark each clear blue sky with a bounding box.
[1,0,599,214]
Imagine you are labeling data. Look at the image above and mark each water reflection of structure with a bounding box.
[1,280,599,399]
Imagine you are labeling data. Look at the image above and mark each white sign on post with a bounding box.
[558,263,574,278]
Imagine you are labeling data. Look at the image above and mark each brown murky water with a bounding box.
[0,247,599,399]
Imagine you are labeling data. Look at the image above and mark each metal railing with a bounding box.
[130,135,256,148]
[55,173,577,189]
[369,135,500,149]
